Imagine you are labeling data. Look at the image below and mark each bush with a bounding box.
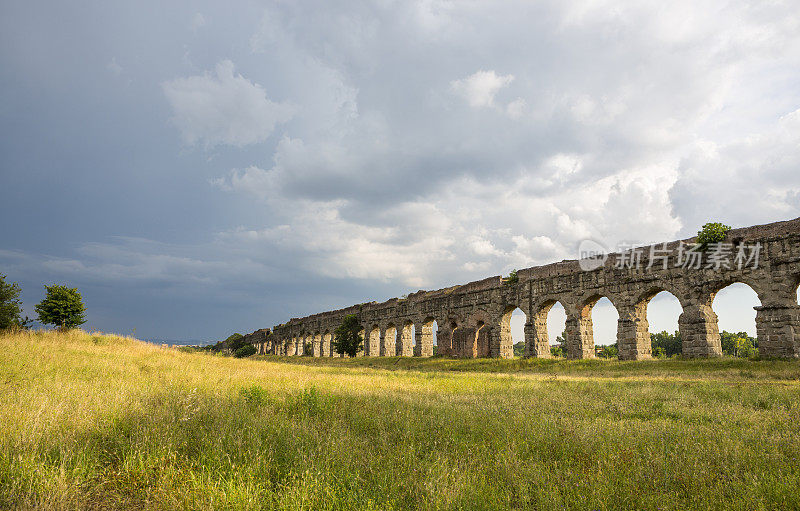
[597,344,618,359]
[34,284,86,329]
[233,344,257,358]
[503,269,519,285]
[697,222,731,246]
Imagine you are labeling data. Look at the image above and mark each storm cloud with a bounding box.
[1,0,799,341]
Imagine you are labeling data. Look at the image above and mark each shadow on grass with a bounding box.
[252,354,800,381]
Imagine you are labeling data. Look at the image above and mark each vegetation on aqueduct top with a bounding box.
[2,328,799,510]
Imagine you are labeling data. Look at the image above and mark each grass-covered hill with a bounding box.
[2,329,799,510]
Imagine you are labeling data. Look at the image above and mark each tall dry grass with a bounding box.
[1,329,799,510]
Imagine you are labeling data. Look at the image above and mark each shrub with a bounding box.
[598,344,618,359]
[233,344,257,358]
[697,222,731,246]
[503,269,519,285]
[34,284,86,329]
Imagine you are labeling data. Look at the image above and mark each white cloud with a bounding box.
[450,70,514,108]
[162,60,293,148]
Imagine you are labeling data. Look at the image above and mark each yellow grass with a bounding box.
[1,329,799,510]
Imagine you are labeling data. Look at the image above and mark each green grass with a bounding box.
[1,330,799,510]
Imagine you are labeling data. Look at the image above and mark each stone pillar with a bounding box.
[491,323,512,359]
[366,328,379,357]
[678,303,722,357]
[756,304,800,358]
[378,329,387,356]
[322,333,331,357]
[416,322,434,357]
[385,327,397,356]
[565,313,595,359]
[436,327,452,357]
[524,320,551,358]
[616,304,651,360]
[398,325,414,356]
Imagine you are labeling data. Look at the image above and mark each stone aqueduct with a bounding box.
[243,218,800,360]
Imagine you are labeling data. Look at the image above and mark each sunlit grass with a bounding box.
[1,329,799,510]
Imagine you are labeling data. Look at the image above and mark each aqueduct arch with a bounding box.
[245,218,800,360]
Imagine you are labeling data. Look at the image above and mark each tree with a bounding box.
[0,274,25,330]
[225,333,245,352]
[234,344,257,358]
[34,284,86,330]
[334,314,363,357]
[720,331,758,358]
[650,330,682,357]
[598,343,618,359]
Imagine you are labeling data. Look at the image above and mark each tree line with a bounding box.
[0,274,86,331]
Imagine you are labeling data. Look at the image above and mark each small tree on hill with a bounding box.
[34,284,86,330]
[334,314,363,357]
[0,274,26,330]
[225,333,245,351]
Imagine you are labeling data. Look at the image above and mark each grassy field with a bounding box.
[2,330,799,510]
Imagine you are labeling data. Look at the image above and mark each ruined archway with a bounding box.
[712,282,761,357]
[645,290,683,357]
[579,296,619,358]
[500,306,526,357]
[541,301,566,357]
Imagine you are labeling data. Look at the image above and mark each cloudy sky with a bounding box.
[1,1,799,343]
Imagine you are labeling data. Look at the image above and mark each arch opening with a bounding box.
[500,307,527,358]
[646,290,683,358]
[796,278,800,305]
[582,296,619,358]
[546,301,567,357]
[712,282,761,358]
